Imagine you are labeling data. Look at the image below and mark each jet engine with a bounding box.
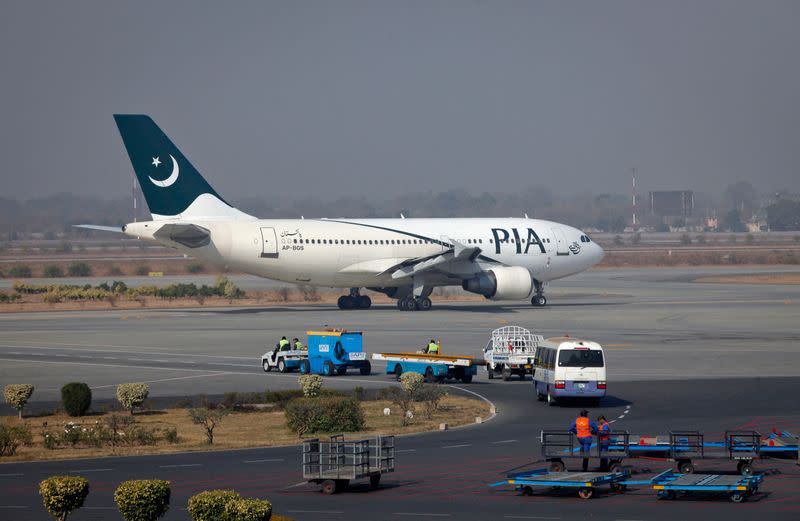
[461,266,533,300]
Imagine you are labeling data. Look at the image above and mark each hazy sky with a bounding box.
[2,1,798,202]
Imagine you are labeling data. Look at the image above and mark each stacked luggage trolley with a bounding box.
[302,435,395,494]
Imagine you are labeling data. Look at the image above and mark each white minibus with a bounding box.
[532,337,606,406]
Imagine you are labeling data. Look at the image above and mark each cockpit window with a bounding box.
[580,235,592,243]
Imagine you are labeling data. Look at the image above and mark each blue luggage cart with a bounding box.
[623,469,764,503]
[490,468,631,499]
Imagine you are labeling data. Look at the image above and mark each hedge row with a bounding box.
[11,277,245,302]
[38,478,279,521]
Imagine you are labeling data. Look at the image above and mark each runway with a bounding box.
[1,266,799,519]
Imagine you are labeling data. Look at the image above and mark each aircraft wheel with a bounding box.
[337,296,348,310]
[531,295,547,306]
[357,295,372,309]
[417,297,432,311]
[401,297,418,311]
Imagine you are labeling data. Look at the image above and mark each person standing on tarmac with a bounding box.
[597,415,611,471]
[425,339,439,354]
[569,410,598,471]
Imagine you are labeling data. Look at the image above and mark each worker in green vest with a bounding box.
[278,336,290,351]
[425,339,440,354]
[293,337,305,350]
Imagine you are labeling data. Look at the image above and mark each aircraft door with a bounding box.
[260,227,278,258]
[551,227,569,255]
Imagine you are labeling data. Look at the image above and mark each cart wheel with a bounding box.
[337,365,347,375]
[659,490,676,500]
[323,361,335,376]
[730,492,745,503]
[321,480,336,495]
[461,374,473,383]
[618,484,628,492]
[609,462,623,475]
[424,367,434,382]
[278,359,286,373]
[300,360,310,375]
[610,483,619,492]
[522,486,533,496]
[360,360,371,376]
[263,361,271,372]
[738,461,754,476]
[394,365,403,381]
[549,460,565,473]
[678,461,694,474]
[578,487,594,499]
[369,474,381,489]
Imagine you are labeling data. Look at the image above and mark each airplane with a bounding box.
[81,115,604,311]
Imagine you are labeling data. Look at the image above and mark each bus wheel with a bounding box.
[547,391,557,406]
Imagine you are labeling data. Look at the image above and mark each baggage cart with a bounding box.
[541,430,630,473]
[302,435,395,494]
[490,468,631,499]
[623,469,764,503]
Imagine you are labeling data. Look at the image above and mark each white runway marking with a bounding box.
[159,464,202,468]
[396,449,417,453]
[68,468,112,473]
[442,444,471,449]
[242,458,284,463]
[289,510,345,514]
[394,513,451,517]
[91,373,229,390]
[492,439,518,444]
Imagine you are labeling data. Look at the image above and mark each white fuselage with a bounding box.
[124,217,603,292]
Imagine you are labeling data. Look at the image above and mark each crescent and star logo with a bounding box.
[149,154,180,188]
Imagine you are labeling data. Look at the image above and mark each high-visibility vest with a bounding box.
[294,341,304,350]
[279,339,290,349]
[598,421,610,441]
[576,417,592,438]
[428,342,439,353]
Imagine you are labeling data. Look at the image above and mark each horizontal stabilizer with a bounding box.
[73,224,124,233]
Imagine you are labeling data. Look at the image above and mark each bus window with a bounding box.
[558,349,604,367]
[545,348,554,369]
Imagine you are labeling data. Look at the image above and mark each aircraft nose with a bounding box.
[592,241,605,264]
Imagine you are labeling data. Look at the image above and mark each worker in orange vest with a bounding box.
[597,415,611,471]
[569,410,598,471]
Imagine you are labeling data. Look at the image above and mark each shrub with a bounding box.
[298,285,320,301]
[4,383,34,418]
[114,479,170,521]
[263,389,306,409]
[61,383,92,417]
[108,266,123,276]
[0,422,32,456]
[0,291,21,303]
[399,372,424,395]
[415,385,448,418]
[680,233,691,245]
[117,383,150,415]
[39,475,90,521]
[630,232,641,245]
[745,233,755,244]
[285,396,364,437]
[185,263,205,273]
[135,265,151,276]
[164,428,179,444]
[225,498,272,521]
[67,262,91,277]
[276,287,291,301]
[187,489,240,521]
[44,265,64,278]
[9,265,32,278]
[298,375,323,397]
[612,235,623,246]
[188,406,229,444]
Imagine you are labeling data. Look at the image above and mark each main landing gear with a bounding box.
[337,288,371,310]
[397,296,432,312]
[530,279,547,307]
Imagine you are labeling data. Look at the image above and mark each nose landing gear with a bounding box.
[530,279,547,307]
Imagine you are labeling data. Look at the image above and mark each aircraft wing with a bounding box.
[338,238,484,281]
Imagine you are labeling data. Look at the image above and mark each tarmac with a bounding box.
[0,266,799,519]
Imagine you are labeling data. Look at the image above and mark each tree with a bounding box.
[116,383,150,415]
[114,480,170,521]
[722,208,747,232]
[60,383,91,417]
[4,384,34,418]
[767,200,800,231]
[39,476,89,521]
[188,406,229,444]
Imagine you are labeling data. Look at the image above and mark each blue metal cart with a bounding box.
[490,468,631,499]
[623,469,764,503]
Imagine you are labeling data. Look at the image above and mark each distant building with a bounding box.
[649,190,694,217]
